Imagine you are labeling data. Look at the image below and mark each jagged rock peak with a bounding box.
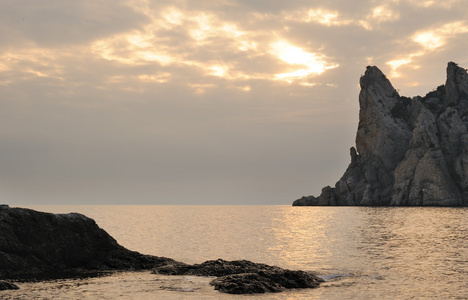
[360,65,396,92]
[293,62,468,207]
[446,61,468,105]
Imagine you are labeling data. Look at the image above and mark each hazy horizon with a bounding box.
[1,0,468,205]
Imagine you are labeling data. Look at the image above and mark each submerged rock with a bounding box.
[0,205,174,279]
[294,62,468,206]
[152,259,323,294]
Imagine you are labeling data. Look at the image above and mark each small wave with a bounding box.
[160,286,197,292]
[319,273,385,281]
[319,274,353,281]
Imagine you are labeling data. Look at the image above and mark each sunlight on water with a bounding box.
[6,205,467,299]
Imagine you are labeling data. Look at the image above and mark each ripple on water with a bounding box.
[14,205,467,300]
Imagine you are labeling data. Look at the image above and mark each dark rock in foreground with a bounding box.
[294,62,468,206]
[0,280,19,290]
[0,205,323,294]
[152,259,323,294]
[211,269,322,294]
[0,205,174,279]
[211,272,285,293]
[153,258,273,276]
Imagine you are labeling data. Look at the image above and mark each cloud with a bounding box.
[269,40,338,82]
[359,4,400,30]
[413,21,468,50]
[403,0,466,9]
[283,8,353,27]
[385,20,468,78]
[281,2,401,31]
[86,4,341,91]
[0,0,148,47]
[0,0,467,204]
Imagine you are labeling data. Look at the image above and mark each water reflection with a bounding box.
[268,207,348,270]
[23,205,468,299]
[355,207,468,298]
[266,206,468,299]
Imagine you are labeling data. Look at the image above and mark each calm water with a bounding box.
[3,205,467,299]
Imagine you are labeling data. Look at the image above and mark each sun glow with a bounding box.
[413,31,443,49]
[162,7,185,26]
[90,6,341,90]
[387,58,412,70]
[209,65,228,77]
[385,52,424,78]
[138,52,174,65]
[306,9,341,26]
[371,6,399,22]
[413,22,468,50]
[284,8,352,27]
[387,58,413,77]
[270,40,337,81]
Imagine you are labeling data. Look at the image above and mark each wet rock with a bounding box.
[155,259,263,276]
[0,280,19,290]
[152,259,323,294]
[153,259,273,276]
[0,205,175,279]
[294,62,468,206]
[211,269,322,294]
[210,272,284,293]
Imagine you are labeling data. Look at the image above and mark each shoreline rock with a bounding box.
[152,259,323,294]
[294,62,468,207]
[0,205,175,280]
[0,205,323,294]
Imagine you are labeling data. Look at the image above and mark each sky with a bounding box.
[1,0,468,205]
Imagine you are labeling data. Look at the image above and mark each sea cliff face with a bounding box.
[294,62,468,206]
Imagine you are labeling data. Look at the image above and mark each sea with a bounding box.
[2,205,467,299]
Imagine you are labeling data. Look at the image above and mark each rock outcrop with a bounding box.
[293,62,468,206]
[0,205,323,294]
[0,205,174,279]
[152,259,323,294]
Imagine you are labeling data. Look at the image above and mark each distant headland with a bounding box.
[294,62,468,206]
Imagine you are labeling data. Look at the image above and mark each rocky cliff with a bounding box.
[293,62,468,206]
